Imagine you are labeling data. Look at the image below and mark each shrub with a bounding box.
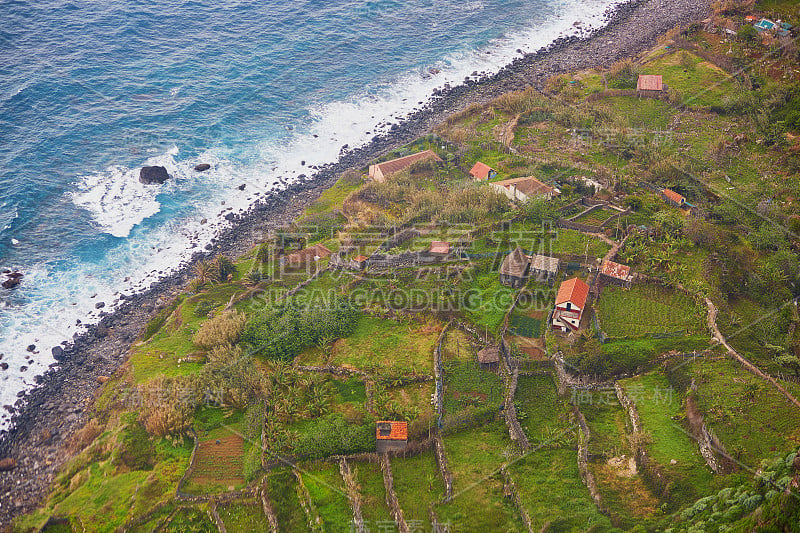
[242,297,360,361]
[193,300,218,318]
[206,343,243,365]
[608,59,641,89]
[67,418,103,454]
[192,311,247,349]
[289,414,375,459]
[115,420,156,471]
[138,376,196,436]
[737,24,758,45]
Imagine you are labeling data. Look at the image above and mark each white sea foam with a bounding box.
[0,0,625,426]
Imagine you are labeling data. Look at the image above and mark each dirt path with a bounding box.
[704,298,800,410]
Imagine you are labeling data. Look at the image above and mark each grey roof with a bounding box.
[530,254,559,273]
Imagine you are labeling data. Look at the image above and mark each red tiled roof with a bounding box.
[284,243,332,264]
[430,241,450,254]
[662,188,685,204]
[376,421,408,441]
[637,75,663,92]
[469,161,494,180]
[374,150,442,177]
[354,255,369,262]
[601,260,631,280]
[555,277,589,309]
[492,176,557,197]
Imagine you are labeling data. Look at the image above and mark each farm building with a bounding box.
[368,150,442,183]
[636,75,666,98]
[500,247,560,287]
[552,277,590,332]
[280,243,332,269]
[499,246,531,288]
[376,421,408,453]
[661,188,686,208]
[599,259,633,288]
[429,241,450,255]
[477,345,501,371]
[530,254,560,282]
[354,255,369,269]
[490,176,560,202]
[469,161,497,181]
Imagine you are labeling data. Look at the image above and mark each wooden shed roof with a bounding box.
[530,254,560,273]
[637,75,663,91]
[499,246,530,278]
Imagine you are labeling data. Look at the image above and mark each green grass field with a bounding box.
[352,461,393,525]
[436,422,524,532]
[641,51,734,108]
[266,468,308,532]
[596,284,703,338]
[300,462,353,533]
[442,361,504,417]
[619,372,715,507]
[391,452,445,530]
[514,374,571,444]
[218,502,271,532]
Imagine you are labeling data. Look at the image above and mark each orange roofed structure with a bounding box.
[661,188,686,208]
[600,259,633,288]
[552,277,590,332]
[469,161,497,180]
[637,75,666,98]
[376,421,408,453]
[368,150,442,183]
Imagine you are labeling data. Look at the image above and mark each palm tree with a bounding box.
[193,260,218,285]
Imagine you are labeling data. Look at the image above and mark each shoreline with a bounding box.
[0,0,712,524]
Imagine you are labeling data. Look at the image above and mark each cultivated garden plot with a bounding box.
[596,284,704,338]
[440,327,479,362]
[182,426,247,495]
[436,422,525,532]
[689,358,800,467]
[162,507,217,533]
[442,361,504,422]
[514,374,572,444]
[572,206,618,226]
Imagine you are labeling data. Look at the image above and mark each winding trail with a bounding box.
[704,298,800,410]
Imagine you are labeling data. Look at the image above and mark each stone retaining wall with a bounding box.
[380,454,410,533]
[340,458,366,533]
[572,405,604,512]
[433,434,454,502]
[501,466,534,533]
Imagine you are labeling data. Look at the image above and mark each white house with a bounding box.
[491,176,559,202]
[552,277,590,332]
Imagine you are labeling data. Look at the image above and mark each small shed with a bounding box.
[368,150,443,183]
[499,246,531,288]
[661,188,686,208]
[429,241,450,255]
[637,75,666,99]
[376,421,408,453]
[491,176,559,202]
[477,345,501,371]
[469,162,497,181]
[599,259,633,288]
[280,243,332,269]
[530,254,560,282]
[354,255,369,269]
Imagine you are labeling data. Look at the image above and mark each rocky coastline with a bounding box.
[0,0,712,525]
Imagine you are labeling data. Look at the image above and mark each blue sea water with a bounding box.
[0,0,620,420]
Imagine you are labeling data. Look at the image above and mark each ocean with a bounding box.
[0,0,621,422]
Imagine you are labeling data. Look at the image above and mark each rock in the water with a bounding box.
[26,344,35,352]
[52,346,65,360]
[0,458,16,471]
[237,184,246,191]
[194,163,211,172]
[95,302,105,309]
[139,165,170,185]
[0,363,8,370]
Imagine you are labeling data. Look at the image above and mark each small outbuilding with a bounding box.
[376,421,408,453]
[491,176,559,202]
[368,150,443,183]
[661,188,686,208]
[429,241,450,255]
[637,75,666,99]
[499,246,531,288]
[469,161,497,181]
[280,243,332,269]
[599,259,633,288]
[530,254,560,283]
[477,345,501,371]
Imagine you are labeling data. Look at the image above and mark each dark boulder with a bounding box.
[52,346,65,360]
[139,165,170,185]
[26,344,35,352]
[95,302,105,309]
[194,163,211,172]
